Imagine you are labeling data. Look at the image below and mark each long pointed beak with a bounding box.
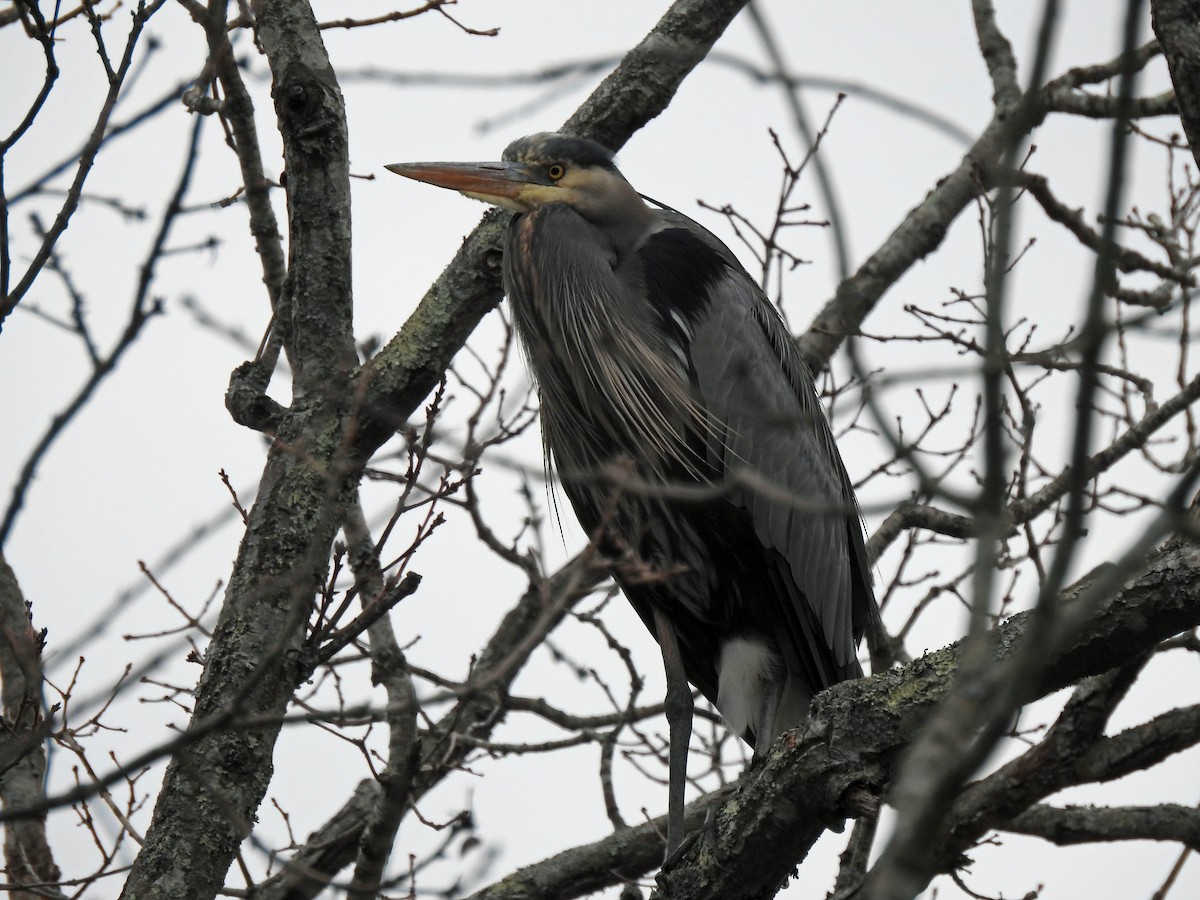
[384,160,536,205]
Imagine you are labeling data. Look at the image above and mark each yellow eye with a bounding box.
[547,164,565,181]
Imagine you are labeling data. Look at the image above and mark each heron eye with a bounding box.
[547,164,565,181]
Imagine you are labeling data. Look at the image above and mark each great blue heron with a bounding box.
[387,133,877,857]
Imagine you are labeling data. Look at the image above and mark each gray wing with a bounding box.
[655,212,875,684]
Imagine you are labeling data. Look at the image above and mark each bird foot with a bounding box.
[658,802,719,871]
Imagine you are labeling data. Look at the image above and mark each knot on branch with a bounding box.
[226,360,286,433]
[284,83,310,115]
[483,245,504,275]
[274,71,345,149]
[181,85,224,116]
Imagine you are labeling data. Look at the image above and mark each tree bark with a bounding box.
[653,534,1200,899]
[120,1,754,897]
[0,553,62,899]
[118,1,356,895]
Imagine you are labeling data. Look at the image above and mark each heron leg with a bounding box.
[652,605,692,860]
[753,677,784,759]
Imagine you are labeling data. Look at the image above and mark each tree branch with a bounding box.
[652,531,1200,899]
[351,0,754,457]
[118,0,359,895]
[0,552,62,897]
[1005,802,1200,850]
[1,0,169,325]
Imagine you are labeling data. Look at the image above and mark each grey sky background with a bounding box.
[3,1,1196,896]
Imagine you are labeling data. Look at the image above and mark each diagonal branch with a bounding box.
[652,530,1200,899]
[350,0,755,457]
[1,112,204,548]
[798,20,1164,376]
[1,0,169,325]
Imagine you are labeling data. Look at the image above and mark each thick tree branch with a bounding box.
[798,28,1164,374]
[652,532,1200,900]
[118,0,358,896]
[0,553,62,898]
[465,790,732,900]
[972,0,1022,109]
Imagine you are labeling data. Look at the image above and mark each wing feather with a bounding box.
[504,198,875,738]
[672,226,872,686]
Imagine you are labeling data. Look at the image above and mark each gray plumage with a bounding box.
[387,133,877,854]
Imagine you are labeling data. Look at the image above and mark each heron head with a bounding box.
[386,132,650,230]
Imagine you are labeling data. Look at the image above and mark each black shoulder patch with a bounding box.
[639,227,727,325]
